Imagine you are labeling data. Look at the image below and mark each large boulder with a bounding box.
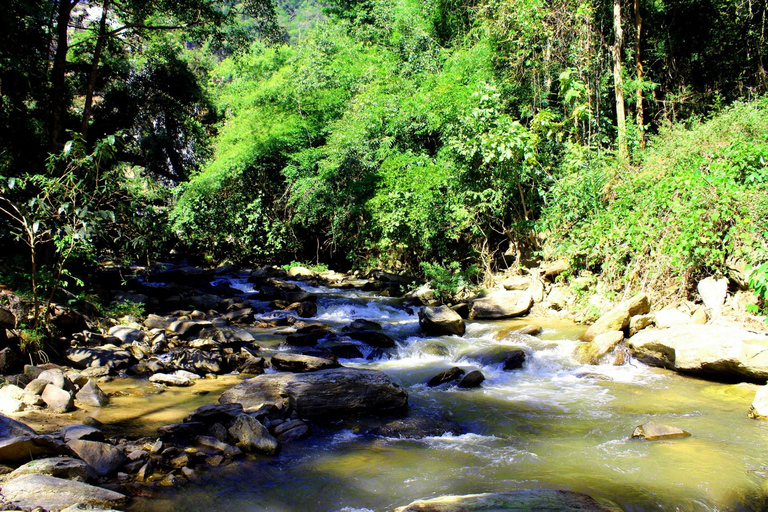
[575,331,625,365]
[0,474,126,511]
[418,306,465,336]
[219,368,407,419]
[9,456,97,482]
[0,413,36,438]
[41,384,75,413]
[66,345,133,370]
[66,440,127,477]
[347,330,397,348]
[0,436,73,463]
[227,414,279,455]
[107,325,144,344]
[393,490,614,512]
[627,324,768,381]
[749,385,768,419]
[270,352,340,373]
[470,290,533,319]
[582,294,650,342]
[75,379,109,407]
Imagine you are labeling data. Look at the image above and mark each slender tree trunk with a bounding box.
[82,0,110,137]
[612,0,628,159]
[634,0,645,148]
[51,0,79,152]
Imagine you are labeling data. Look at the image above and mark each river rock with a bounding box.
[501,275,531,290]
[38,368,72,390]
[503,350,526,370]
[419,306,465,336]
[195,435,242,458]
[0,347,20,374]
[288,301,317,318]
[471,290,533,319]
[698,276,728,315]
[582,293,650,342]
[349,319,382,331]
[0,474,127,511]
[367,416,464,439]
[288,266,317,279]
[219,368,408,419]
[107,325,145,344]
[0,412,36,437]
[66,345,133,370]
[654,309,692,328]
[631,421,691,440]
[575,331,624,365]
[748,386,768,419]
[329,343,365,359]
[271,352,340,373]
[393,490,614,512]
[228,414,279,455]
[0,435,73,463]
[76,379,109,407]
[168,320,213,338]
[150,373,194,386]
[627,324,768,381]
[458,370,485,388]
[61,424,104,443]
[0,396,24,413]
[42,384,75,413]
[9,456,97,481]
[167,347,222,374]
[67,439,127,476]
[629,314,654,336]
[427,367,465,387]
[348,330,397,348]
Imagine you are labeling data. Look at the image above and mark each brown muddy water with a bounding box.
[92,281,768,512]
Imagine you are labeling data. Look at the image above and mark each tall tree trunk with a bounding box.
[612,0,628,159]
[634,0,645,148]
[82,0,110,138]
[51,0,79,152]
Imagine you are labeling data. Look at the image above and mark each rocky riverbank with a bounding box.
[0,260,767,511]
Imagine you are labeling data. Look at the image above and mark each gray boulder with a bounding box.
[0,412,36,437]
[458,370,485,388]
[75,379,109,407]
[0,474,126,511]
[393,490,614,512]
[271,352,340,373]
[9,456,97,482]
[220,368,407,419]
[627,324,768,381]
[67,439,127,476]
[66,345,133,370]
[471,290,533,319]
[60,424,104,443]
[107,325,145,344]
[0,436,73,463]
[41,384,75,413]
[418,306,465,336]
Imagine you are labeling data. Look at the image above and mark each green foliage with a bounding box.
[421,261,479,304]
[281,261,330,272]
[104,300,146,319]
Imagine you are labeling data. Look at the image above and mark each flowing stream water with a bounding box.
[118,279,768,512]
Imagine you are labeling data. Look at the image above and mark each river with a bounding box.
[119,278,768,511]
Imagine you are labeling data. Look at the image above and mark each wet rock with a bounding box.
[66,345,133,370]
[503,350,526,370]
[628,324,768,381]
[471,290,533,319]
[348,330,397,348]
[168,320,213,339]
[0,474,126,511]
[76,379,109,407]
[194,435,242,458]
[367,417,464,439]
[426,367,465,387]
[228,414,279,455]
[329,343,365,359]
[9,456,97,482]
[239,357,266,375]
[67,440,127,476]
[107,325,145,344]
[575,331,625,365]
[150,373,194,387]
[0,413,37,437]
[61,424,105,442]
[0,435,73,463]
[582,293,650,342]
[42,384,75,413]
[289,301,317,318]
[220,368,408,419]
[271,352,340,373]
[517,325,542,336]
[272,419,310,442]
[349,319,382,331]
[748,386,768,419]
[186,403,245,425]
[393,490,614,512]
[418,305,466,337]
[167,348,222,375]
[458,370,485,388]
[631,421,691,440]
[285,331,326,347]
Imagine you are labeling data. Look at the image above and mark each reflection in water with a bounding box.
[125,280,768,512]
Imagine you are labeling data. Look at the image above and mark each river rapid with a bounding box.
[122,278,768,512]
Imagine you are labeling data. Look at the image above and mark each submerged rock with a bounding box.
[631,421,691,440]
[271,352,340,373]
[1,474,127,511]
[348,330,397,348]
[393,490,614,511]
[219,367,408,419]
[458,370,485,388]
[368,417,464,439]
[426,367,465,387]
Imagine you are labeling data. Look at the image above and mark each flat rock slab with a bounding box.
[0,435,73,464]
[632,421,691,440]
[0,413,36,438]
[66,345,132,370]
[9,456,97,481]
[219,367,408,419]
[471,290,533,319]
[149,373,194,386]
[1,474,127,511]
[393,490,615,511]
[271,352,340,373]
[627,324,768,381]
